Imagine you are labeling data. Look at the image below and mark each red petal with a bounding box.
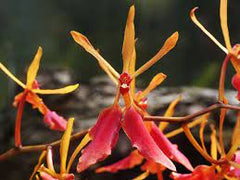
[232,73,240,101]
[39,172,58,180]
[44,110,67,131]
[96,150,143,173]
[63,173,75,180]
[228,151,240,177]
[77,105,122,172]
[141,160,166,174]
[150,123,193,171]
[122,106,176,171]
[170,165,217,180]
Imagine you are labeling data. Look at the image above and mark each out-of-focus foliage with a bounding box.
[0,0,240,109]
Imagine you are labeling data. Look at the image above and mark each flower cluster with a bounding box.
[0,1,240,180]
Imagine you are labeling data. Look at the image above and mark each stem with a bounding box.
[0,130,88,161]
[15,92,27,147]
[144,103,240,123]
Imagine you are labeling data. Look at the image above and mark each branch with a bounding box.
[144,102,240,123]
[0,130,88,161]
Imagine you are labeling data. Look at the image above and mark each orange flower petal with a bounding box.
[220,0,231,51]
[136,73,167,101]
[0,63,26,88]
[26,47,43,88]
[70,31,120,82]
[159,95,181,131]
[133,32,178,78]
[60,118,74,174]
[190,7,228,54]
[33,84,79,94]
[122,5,135,72]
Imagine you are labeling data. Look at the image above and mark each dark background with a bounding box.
[0,0,240,108]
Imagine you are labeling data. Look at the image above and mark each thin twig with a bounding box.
[144,103,240,123]
[0,130,88,161]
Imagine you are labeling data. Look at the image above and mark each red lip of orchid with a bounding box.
[122,106,176,171]
[77,105,122,172]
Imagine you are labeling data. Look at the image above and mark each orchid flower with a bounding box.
[0,47,79,147]
[190,0,240,101]
[31,118,76,180]
[171,111,240,179]
[70,5,179,173]
[96,96,196,180]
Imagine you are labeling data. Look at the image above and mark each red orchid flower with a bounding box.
[190,0,240,101]
[31,118,76,180]
[0,47,79,147]
[96,96,194,180]
[70,5,179,173]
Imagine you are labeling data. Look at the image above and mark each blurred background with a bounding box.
[0,0,240,179]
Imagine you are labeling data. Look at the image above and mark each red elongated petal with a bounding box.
[170,165,217,180]
[63,173,75,180]
[122,106,176,171]
[44,110,67,131]
[96,150,143,173]
[229,151,240,177]
[232,73,240,101]
[141,160,166,174]
[150,123,193,171]
[77,105,122,172]
[39,172,58,180]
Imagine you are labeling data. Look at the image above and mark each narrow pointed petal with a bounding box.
[141,160,165,174]
[66,133,91,173]
[26,47,43,88]
[210,125,217,160]
[137,73,167,101]
[25,92,48,114]
[44,110,67,131]
[33,84,79,94]
[220,0,231,51]
[150,123,193,171]
[190,7,228,54]
[134,32,178,78]
[60,118,74,174]
[39,172,58,180]
[77,105,122,172]
[159,95,181,131]
[30,151,47,180]
[122,5,135,72]
[170,165,217,180]
[96,150,143,173]
[0,63,26,88]
[133,171,150,180]
[70,31,120,79]
[122,106,176,171]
